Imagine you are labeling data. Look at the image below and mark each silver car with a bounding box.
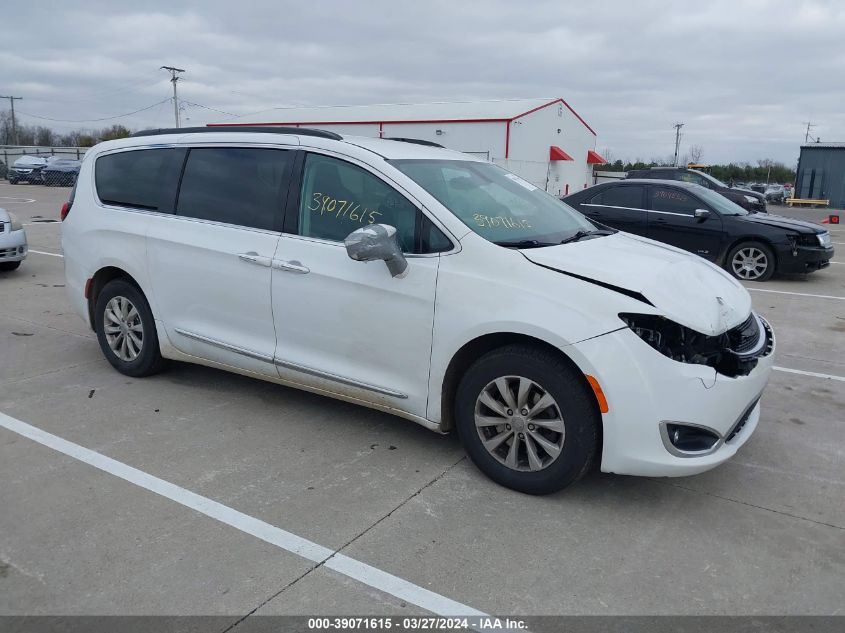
[0,208,27,271]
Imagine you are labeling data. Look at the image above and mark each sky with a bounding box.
[2,0,843,165]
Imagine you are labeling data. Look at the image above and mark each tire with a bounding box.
[726,241,776,282]
[94,279,167,377]
[0,261,21,271]
[8,178,17,185]
[454,344,599,495]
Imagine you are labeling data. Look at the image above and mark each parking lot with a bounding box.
[1,181,843,622]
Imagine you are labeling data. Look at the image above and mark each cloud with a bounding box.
[2,0,843,163]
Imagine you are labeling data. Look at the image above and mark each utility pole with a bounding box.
[672,122,684,167]
[160,66,185,128]
[803,121,816,144]
[0,95,22,145]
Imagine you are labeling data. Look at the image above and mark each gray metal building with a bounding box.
[795,143,845,208]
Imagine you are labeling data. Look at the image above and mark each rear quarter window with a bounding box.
[95,148,184,211]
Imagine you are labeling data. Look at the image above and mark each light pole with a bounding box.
[160,66,185,128]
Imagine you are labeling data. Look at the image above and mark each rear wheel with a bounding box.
[454,344,599,495]
[727,241,775,281]
[94,279,166,377]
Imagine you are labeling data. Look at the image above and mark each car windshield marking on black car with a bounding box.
[693,186,748,216]
[391,158,597,245]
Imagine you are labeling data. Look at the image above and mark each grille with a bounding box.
[726,398,760,443]
[0,222,6,234]
[728,314,761,356]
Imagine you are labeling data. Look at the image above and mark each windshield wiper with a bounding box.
[493,239,556,249]
[559,229,615,244]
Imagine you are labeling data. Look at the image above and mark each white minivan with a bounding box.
[61,127,774,494]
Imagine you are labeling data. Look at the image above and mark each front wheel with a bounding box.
[727,241,776,282]
[454,345,599,495]
[94,279,167,377]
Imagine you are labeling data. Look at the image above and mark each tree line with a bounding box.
[599,146,796,184]
[0,110,131,147]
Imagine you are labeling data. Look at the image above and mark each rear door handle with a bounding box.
[238,252,272,267]
[273,259,310,274]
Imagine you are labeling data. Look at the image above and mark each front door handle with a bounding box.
[273,259,310,274]
[238,252,272,267]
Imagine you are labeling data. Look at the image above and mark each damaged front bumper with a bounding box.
[569,315,775,477]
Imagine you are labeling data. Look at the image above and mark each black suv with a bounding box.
[563,179,832,281]
[625,167,767,213]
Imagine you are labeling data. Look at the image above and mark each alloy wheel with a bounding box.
[474,376,565,472]
[731,247,769,280]
[103,296,144,361]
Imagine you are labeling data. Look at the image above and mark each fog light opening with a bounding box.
[661,422,722,457]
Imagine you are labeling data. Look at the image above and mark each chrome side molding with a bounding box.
[273,358,408,399]
[173,328,274,363]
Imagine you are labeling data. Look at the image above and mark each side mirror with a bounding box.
[344,224,409,278]
[694,209,711,222]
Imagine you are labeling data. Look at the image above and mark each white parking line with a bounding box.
[28,249,63,258]
[0,196,35,203]
[773,366,845,382]
[830,261,844,265]
[0,412,486,619]
[746,287,845,301]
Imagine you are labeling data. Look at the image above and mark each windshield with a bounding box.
[697,171,728,189]
[391,159,597,246]
[695,186,749,216]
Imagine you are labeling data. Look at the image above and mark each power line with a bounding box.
[161,66,186,128]
[16,98,172,123]
[181,99,237,117]
[0,95,22,144]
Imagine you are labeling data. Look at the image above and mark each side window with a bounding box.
[95,148,183,211]
[296,153,450,254]
[599,185,644,209]
[176,147,292,231]
[649,187,702,215]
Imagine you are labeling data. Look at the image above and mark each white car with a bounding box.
[61,127,774,494]
[0,208,27,271]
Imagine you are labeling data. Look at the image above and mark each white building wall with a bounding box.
[251,102,597,196]
[506,103,597,197]
[381,121,506,160]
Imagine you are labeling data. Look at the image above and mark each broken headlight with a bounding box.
[619,313,761,377]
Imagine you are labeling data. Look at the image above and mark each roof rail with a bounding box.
[129,126,343,140]
[384,137,444,148]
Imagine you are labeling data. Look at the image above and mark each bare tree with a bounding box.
[35,126,54,146]
[688,144,704,163]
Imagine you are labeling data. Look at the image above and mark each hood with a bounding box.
[520,233,751,336]
[739,212,826,234]
[44,162,81,173]
[728,187,764,202]
[14,157,47,168]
